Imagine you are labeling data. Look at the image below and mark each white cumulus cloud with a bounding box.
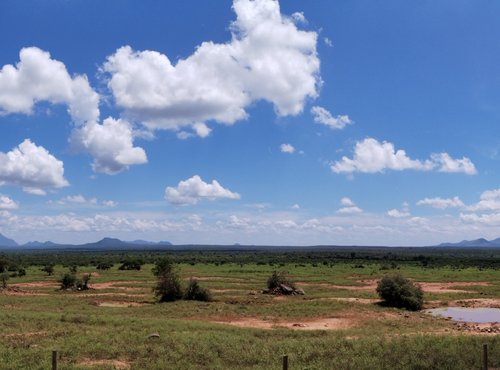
[0,139,68,195]
[417,196,465,210]
[0,47,99,124]
[331,138,476,175]
[338,197,362,214]
[165,175,241,205]
[280,143,295,153]
[71,117,147,174]
[103,0,319,132]
[311,106,352,130]
[0,195,18,210]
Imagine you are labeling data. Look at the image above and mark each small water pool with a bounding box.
[426,307,500,323]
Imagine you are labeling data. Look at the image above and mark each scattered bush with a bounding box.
[183,279,211,301]
[153,258,211,302]
[60,272,77,290]
[153,258,183,302]
[59,271,91,291]
[96,262,113,270]
[0,272,9,289]
[119,259,142,270]
[267,271,295,290]
[376,273,424,311]
[41,264,55,276]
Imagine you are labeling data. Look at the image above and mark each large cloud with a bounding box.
[331,138,477,175]
[165,175,240,205]
[103,0,320,133]
[71,118,147,174]
[0,47,99,124]
[0,47,147,175]
[0,139,68,194]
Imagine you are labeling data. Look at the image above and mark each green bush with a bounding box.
[183,279,211,301]
[376,273,424,311]
[153,258,183,302]
[267,271,295,290]
[60,272,77,290]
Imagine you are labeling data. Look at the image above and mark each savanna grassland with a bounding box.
[0,247,499,369]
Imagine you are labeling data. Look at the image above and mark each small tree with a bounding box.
[41,264,55,276]
[75,274,91,290]
[0,272,9,289]
[153,258,183,302]
[183,278,211,301]
[376,273,424,311]
[59,272,77,290]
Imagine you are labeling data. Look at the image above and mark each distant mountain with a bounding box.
[438,237,500,247]
[0,233,18,247]
[23,241,59,248]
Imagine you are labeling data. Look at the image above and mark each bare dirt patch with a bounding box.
[90,281,143,291]
[93,301,147,308]
[12,281,57,288]
[2,287,49,296]
[297,280,491,294]
[210,316,354,330]
[451,298,500,308]
[78,359,131,369]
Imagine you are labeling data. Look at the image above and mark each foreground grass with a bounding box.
[1,261,499,369]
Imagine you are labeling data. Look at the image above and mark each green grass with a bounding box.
[0,261,499,369]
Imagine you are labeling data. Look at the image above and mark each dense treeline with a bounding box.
[0,246,499,270]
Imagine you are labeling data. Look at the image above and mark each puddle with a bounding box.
[426,307,500,323]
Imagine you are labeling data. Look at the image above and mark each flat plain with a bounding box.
[1,248,499,369]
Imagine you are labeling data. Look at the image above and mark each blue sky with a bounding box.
[1,0,500,246]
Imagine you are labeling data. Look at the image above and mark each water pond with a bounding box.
[426,307,500,323]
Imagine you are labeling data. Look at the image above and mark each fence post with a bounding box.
[282,354,288,370]
[483,344,488,370]
[52,350,57,370]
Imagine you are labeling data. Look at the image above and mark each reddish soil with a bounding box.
[78,359,130,369]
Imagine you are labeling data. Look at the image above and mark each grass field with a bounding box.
[1,257,499,369]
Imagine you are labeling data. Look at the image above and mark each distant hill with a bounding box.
[0,233,18,247]
[23,241,59,248]
[0,235,172,250]
[438,237,500,247]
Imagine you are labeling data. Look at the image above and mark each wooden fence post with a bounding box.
[282,354,288,370]
[483,344,488,370]
[52,350,57,370]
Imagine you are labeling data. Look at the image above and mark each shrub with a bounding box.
[96,262,113,270]
[119,259,142,270]
[376,273,424,311]
[60,272,77,290]
[75,274,91,290]
[0,272,9,289]
[153,258,183,302]
[183,279,211,301]
[267,271,295,290]
[41,264,55,276]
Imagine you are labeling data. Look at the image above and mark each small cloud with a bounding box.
[165,175,240,205]
[291,12,307,24]
[311,106,352,130]
[291,204,300,209]
[417,196,464,210]
[387,202,410,218]
[338,197,362,214]
[280,143,295,154]
[0,195,18,210]
[323,37,333,47]
[102,200,118,207]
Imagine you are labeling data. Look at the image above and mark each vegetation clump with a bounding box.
[153,258,211,302]
[376,273,424,311]
[183,278,212,301]
[264,271,304,295]
[59,271,91,291]
[119,259,142,271]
